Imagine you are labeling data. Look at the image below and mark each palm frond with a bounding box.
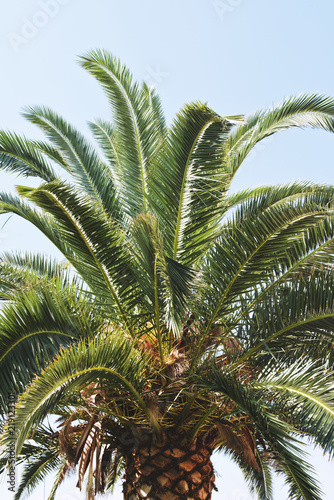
[80,49,164,216]
[149,102,239,263]
[2,335,150,455]
[0,192,72,255]
[224,181,321,221]
[14,450,61,500]
[200,187,334,339]
[256,361,334,458]
[130,212,198,335]
[88,120,121,174]
[0,131,57,181]
[226,93,334,179]
[0,251,77,301]
[0,250,73,285]
[236,270,334,366]
[221,446,274,500]
[141,81,167,143]
[32,139,68,168]
[17,181,141,330]
[46,455,69,500]
[0,279,97,414]
[23,106,118,214]
[197,368,322,500]
[1,53,334,500]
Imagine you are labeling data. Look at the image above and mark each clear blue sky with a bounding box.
[1,1,334,498]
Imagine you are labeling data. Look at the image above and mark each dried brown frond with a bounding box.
[76,421,101,491]
[58,459,71,485]
[215,421,259,470]
[58,417,76,463]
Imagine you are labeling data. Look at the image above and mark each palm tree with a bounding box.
[1,50,334,500]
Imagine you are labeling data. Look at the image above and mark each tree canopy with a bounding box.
[1,50,334,499]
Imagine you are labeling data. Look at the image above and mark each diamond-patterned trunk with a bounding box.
[122,432,216,500]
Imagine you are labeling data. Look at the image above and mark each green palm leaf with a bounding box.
[235,270,334,367]
[200,187,334,338]
[17,181,141,329]
[227,93,334,179]
[2,335,150,455]
[198,368,322,500]
[79,50,163,216]
[23,106,118,214]
[1,52,334,500]
[257,361,334,458]
[14,450,61,500]
[0,279,97,414]
[0,131,57,182]
[149,102,239,263]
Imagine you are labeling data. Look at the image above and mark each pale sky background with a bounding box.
[0,1,334,499]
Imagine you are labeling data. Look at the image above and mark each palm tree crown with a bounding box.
[1,50,334,500]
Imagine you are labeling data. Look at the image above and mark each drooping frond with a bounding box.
[0,131,57,181]
[200,186,334,341]
[0,279,98,414]
[32,139,68,169]
[2,335,150,455]
[221,446,274,500]
[88,120,120,174]
[14,449,61,500]
[256,361,334,458]
[235,270,334,367]
[141,81,167,143]
[226,93,334,179]
[17,181,142,330]
[197,367,323,500]
[0,251,77,301]
[23,106,119,214]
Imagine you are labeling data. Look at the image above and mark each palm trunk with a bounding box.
[122,432,216,500]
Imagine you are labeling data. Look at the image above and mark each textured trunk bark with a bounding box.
[122,432,216,500]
